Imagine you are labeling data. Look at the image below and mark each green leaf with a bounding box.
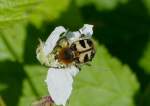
[0,61,26,106]
[69,43,139,106]
[29,0,70,27]
[18,65,48,106]
[140,84,150,106]
[0,0,40,28]
[143,0,150,14]
[0,0,42,62]
[0,61,48,106]
[0,83,7,92]
[0,23,26,62]
[0,0,70,28]
[76,0,128,11]
[139,41,150,74]
[0,97,6,106]
[0,35,15,61]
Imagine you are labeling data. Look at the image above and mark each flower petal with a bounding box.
[44,26,66,56]
[45,66,79,106]
[79,24,93,37]
[68,66,79,77]
[66,24,94,43]
[66,31,81,43]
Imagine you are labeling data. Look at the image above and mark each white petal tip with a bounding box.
[68,66,79,77]
[79,24,94,37]
[55,26,66,32]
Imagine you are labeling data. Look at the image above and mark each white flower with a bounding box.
[37,24,94,106]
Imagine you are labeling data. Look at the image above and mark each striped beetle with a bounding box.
[54,35,95,68]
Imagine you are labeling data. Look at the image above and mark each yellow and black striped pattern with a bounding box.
[71,39,95,63]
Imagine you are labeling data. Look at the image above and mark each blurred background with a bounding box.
[0,0,150,106]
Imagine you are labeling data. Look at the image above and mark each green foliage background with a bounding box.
[0,0,149,106]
